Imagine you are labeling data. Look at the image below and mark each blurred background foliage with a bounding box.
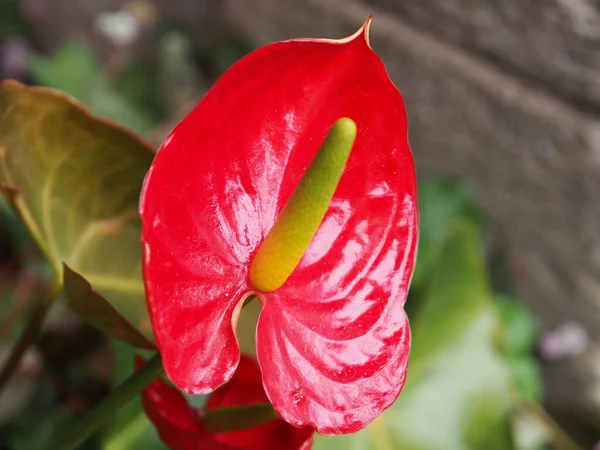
[0,0,596,448]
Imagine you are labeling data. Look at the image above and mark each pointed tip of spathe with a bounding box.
[342,16,373,48]
[294,16,373,48]
[361,15,373,48]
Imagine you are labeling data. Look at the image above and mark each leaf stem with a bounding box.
[0,269,39,343]
[0,280,61,392]
[526,403,583,450]
[203,402,279,433]
[50,352,164,450]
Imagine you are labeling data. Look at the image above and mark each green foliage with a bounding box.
[27,42,156,136]
[114,56,164,121]
[496,294,542,402]
[0,0,28,39]
[0,81,155,347]
[411,178,482,289]
[409,221,490,365]
[496,294,538,357]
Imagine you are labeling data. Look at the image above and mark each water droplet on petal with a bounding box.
[292,388,304,404]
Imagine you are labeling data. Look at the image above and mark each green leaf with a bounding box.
[27,42,99,102]
[506,356,542,403]
[413,178,481,289]
[462,393,512,450]
[203,403,278,433]
[27,42,155,135]
[495,294,538,356]
[495,294,541,402]
[314,221,514,450]
[409,220,489,368]
[64,266,153,348]
[0,80,155,347]
[0,0,28,39]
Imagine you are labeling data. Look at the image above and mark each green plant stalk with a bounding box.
[0,281,61,392]
[203,402,279,433]
[525,403,583,450]
[51,353,164,450]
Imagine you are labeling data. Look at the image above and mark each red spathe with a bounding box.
[140,21,418,435]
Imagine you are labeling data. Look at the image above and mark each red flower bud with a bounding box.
[138,355,314,450]
[140,18,418,435]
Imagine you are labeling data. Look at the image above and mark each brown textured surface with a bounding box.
[220,0,600,427]
[364,0,600,108]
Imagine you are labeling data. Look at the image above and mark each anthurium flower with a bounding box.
[140,18,418,435]
[138,355,314,450]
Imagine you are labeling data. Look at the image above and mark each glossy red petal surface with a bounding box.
[141,24,418,433]
[139,355,314,450]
